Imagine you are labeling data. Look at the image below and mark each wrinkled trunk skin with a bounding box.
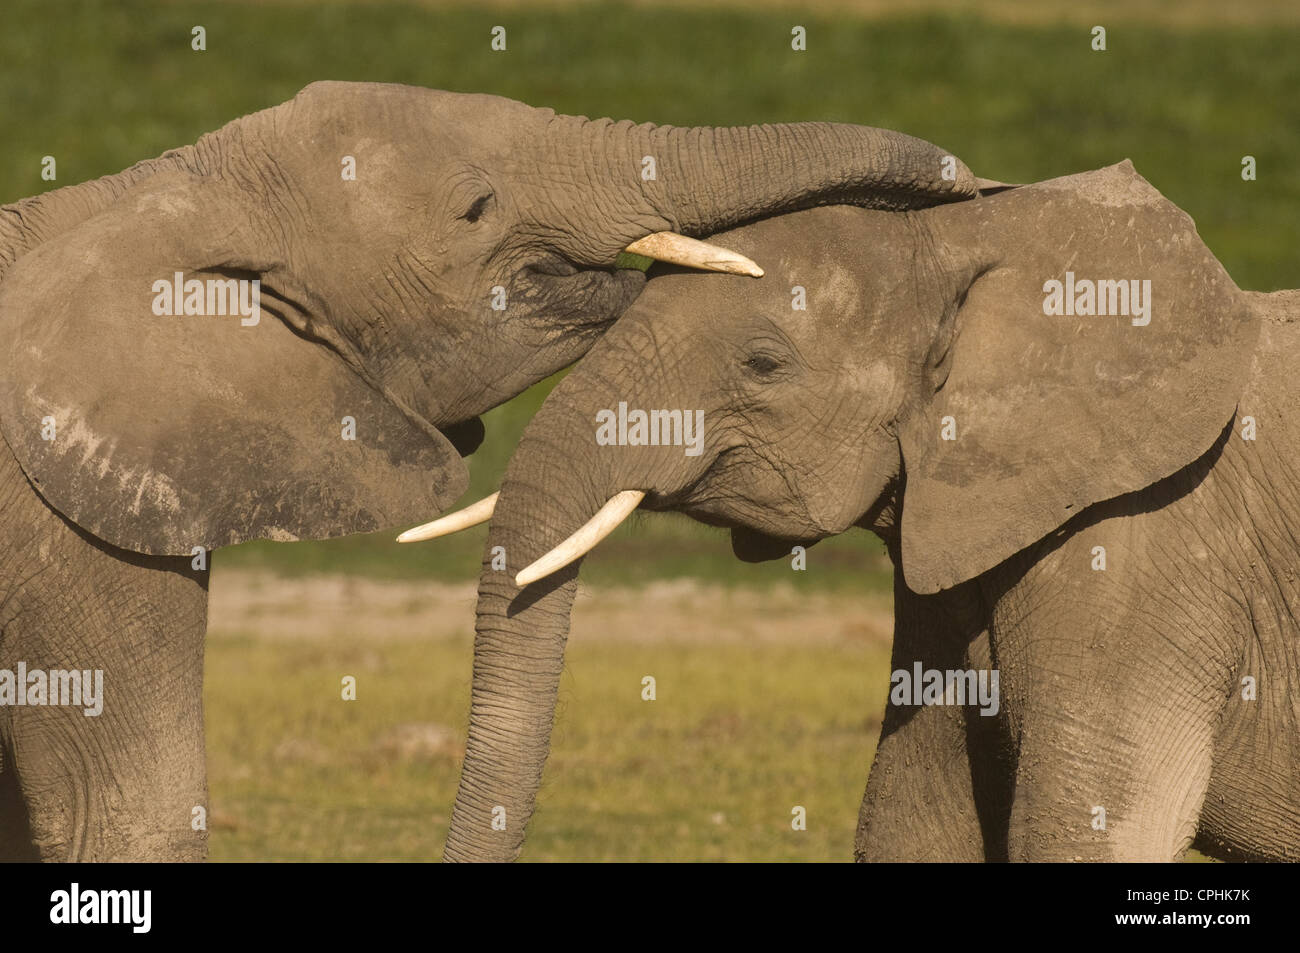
[443,400,618,861]
[445,327,704,860]
[655,121,976,226]
[444,314,713,860]
[542,116,976,266]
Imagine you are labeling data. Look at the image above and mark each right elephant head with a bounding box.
[0,81,976,556]
[441,160,1259,860]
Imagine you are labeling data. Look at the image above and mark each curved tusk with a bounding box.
[624,232,763,278]
[515,490,646,587]
[396,492,498,542]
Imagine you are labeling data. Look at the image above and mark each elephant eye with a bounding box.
[743,352,784,377]
[459,192,494,224]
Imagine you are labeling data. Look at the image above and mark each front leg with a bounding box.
[1002,670,1216,862]
[0,518,210,861]
[856,577,1010,861]
[987,535,1228,862]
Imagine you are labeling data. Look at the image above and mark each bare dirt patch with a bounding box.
[207,570,894,647]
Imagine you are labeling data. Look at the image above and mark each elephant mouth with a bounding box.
[515,262,646,335]
[438,416,486,458]
[728,525,808,562]
[640,481,824,563]
[655,495,819,563]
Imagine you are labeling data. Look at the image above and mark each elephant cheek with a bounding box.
[804,439,899,535]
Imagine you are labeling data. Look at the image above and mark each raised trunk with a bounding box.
[654,121,977,227]
[541,116,976,266]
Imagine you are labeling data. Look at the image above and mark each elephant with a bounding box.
[425,160,1300,862]
[0,80,982,860]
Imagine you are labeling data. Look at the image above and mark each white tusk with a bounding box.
[624,232,763,277]
[515,490,646,587]
[396,492,498,542]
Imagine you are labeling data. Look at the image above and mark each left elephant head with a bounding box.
[0,81,976,554]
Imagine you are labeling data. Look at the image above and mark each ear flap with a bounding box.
[0,172,468,555]
[898,161,1259,594]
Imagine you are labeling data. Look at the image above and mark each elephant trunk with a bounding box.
[655,121,977,229]
[540,115,976,266]
[443,393,623,862]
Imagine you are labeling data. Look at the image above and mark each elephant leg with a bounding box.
[0,460,210,860]
[856,579,1008,861]
[991,598,1218,860]
[857,696,1005,861]
[984,516,1242,861]
[1005,695,1214,862]
[2,554,209,861]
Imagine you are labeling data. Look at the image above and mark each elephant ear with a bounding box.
[0,171,467,555]
[898,161,1258,594]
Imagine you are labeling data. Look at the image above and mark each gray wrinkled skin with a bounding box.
[454,162,1300,862]
[0,81,977,860]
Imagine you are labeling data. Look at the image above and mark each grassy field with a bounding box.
[3,0,1285,859]
[205,635,888,861]
[204,576,893,861]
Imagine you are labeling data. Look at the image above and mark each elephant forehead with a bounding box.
[273,83,544,164]
[291,81,538,127]
[632,280,879,370]
[788,260,864,329]
[700,208,907,312]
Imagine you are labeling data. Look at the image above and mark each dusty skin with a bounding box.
[0,81,979,861]
[447,162,1300,863]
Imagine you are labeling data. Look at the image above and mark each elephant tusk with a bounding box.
[975,177,1021,196]
[515,490,646,586]
[396,492,498,542]
[623,232,764,278]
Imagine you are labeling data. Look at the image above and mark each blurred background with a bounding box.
[3,0,1296,860]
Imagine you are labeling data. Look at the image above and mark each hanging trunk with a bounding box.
[443,394,625,861]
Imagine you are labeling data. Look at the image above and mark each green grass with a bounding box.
[205,630,890,861]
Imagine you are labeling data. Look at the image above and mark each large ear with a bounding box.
[0,172,467,555]
[898,161,1259,594]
